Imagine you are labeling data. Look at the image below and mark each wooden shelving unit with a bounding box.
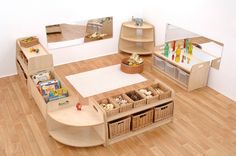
[152,46,212,91]
[119,21,155,55]
[16,37,175,147]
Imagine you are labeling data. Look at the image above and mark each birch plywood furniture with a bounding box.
[119,21,155,55]
[153,46,212,91]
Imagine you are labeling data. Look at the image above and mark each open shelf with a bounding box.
[120,36,153,42]
[122,21,153,29]
[48,104,104,127]
[107,118,172,145]
[49,126,105,147]
[107,98,173,122]
[119,21,155,55]
[119,46,152,55]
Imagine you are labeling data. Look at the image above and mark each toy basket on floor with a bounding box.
[120,58,144,74]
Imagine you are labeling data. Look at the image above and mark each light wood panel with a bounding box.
[0,53,236,155]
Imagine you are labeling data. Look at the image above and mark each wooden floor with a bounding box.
[0,53,235,156]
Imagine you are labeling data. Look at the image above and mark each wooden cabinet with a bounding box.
[119,21,155,55]
[153,46,211,91]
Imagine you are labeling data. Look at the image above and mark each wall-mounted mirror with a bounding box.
[45,16,113,49]
[165,24,224,69]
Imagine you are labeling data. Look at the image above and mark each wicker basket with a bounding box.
[108,116,131,139]
[126,90,146,108]
[151,83,171,100]
[110,93,133,112]
[97,98,119,117]
[138,86,160,104]
[120,58,144,74]
[132,109,154,130]
[154,102,174,122]
[19,37,39,48]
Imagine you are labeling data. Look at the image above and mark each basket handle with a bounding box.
[140,114,146,118]
[161,106,168,110]
[117,121,124,125]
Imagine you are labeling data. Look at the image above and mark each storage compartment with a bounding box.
[132,109,154,130]
[177,68,190,86]
[164,61,177,78]
[138,87,159,104]
[126,90,146,108]
[29,70,72,118]
[151,83,171,100]
[154,102,174,122]
[153,55,165,71]
[97,98,119,117]
[16,59,28,84]
[110,94,133,113]
[108,116,131,139]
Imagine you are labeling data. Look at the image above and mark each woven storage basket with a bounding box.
[138,86,160,104]
[132,109,154,131]
[151,83,171,100]
[108,116,131,139]
[154,102,174,122]
[120,58,144,74]
[126,90,146,108]
[97,98,119,117]
[110,93,133,113]
[19,37,39,48]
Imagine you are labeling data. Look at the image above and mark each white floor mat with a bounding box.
[66,64,147,97]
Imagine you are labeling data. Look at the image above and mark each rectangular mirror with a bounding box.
[165,24,223,69]
[46,16,113,49]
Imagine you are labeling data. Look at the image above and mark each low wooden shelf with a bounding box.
[119,21,155,55]
[153,46,211,91]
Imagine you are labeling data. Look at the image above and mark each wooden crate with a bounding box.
[110,93,133,112]
[138,86,160,104]
[154,102,174,122]
[126,90,146,108]
[132,109,154,130]
[19,37,39,48]
[151,83,171,100]
[97,98,119,117]
[108,116,131,139]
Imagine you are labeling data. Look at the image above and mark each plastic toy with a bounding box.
[29,47,40,53]
[189,42,193,55]
[76,103,82,111]
[164,43,169,57]
[172,41,176,51]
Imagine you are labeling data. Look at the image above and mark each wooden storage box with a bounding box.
[151,83,171,100]
[138,86,160,104]
[132,109,154,130]
[120,58,144,74]
[110,94,133,112]
[126,90,146,108]
[154,102,174,122]
[19,37,39,48]
[28,70,73,118]
[97,98,119,117]
[108,116,131,139]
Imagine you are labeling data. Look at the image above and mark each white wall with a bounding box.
[143,0,236,101]
[0,0,143,77]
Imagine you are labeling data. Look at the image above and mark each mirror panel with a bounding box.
[46,16,113,49]
[165,24,223,69]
